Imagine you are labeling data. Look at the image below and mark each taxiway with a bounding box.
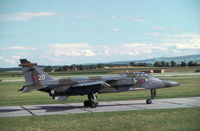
[0,97,200,117]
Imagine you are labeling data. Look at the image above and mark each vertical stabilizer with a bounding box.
[19,59,54,86]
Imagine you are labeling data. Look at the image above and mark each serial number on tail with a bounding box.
[38,75,45,80]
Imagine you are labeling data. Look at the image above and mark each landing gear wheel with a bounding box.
[145,88,156,104]
[84,100,90,107]
[146,99,152,104]
[84,92,99,108]
[90,101,97,108]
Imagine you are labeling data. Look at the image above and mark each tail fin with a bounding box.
[19,59,54,92]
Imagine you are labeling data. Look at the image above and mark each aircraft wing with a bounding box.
[72,81,106,87]
[68,81,112,95]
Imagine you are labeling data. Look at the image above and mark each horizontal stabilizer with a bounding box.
[18,86,44,92]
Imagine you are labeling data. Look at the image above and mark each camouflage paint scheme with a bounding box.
[19,59,179,108]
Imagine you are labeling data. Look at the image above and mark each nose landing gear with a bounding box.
[146,89,156,104]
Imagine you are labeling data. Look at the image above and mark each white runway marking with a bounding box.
[0,97,200,117]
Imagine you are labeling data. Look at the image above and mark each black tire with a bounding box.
[90,102,97,108]
[84,100,90,107]
[146,99,152,104]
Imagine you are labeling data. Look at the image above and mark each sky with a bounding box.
[0,0,199,67]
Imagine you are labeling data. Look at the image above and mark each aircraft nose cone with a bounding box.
[170,81,179,87]
[162,80,179,87]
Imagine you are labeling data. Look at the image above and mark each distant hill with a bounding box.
[110,54,200,65]
[0,54,199,72]
[0,67,22,72]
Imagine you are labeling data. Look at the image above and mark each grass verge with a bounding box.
[0,107,199,131]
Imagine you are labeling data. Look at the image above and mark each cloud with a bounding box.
[0,12,92,22]
[126,15,145,22]
[153,26,184,33]
[112,28,118,32]
[12,56,21,59]
[83,50,96,56]
[126,14,132,18]
[171,28,183,33]
[162,33,200,49]
[96,43,166,57]
[0,57,16,64]
[59,14,92,18]
[119,43,165,55]
[1,32,199,66]
[47,43,96,57]
[4,59,16,64]
[154,26,167,30]
[119,33,200,56]
[1,46,37,50]
[71,14,92,18]
[41,56,61,62]
[146,31,200,52]
[145,32,161,36]
[132,17,145,22]
[111,16,115,19]
[0,12,56,21]
[46,43,160,58]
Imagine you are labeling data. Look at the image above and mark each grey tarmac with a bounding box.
[0,97,200,117]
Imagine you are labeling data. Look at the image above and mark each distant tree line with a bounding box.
[43,60,200,72]
[129,62,148,66]
[153,61,200,67]
[44,63,105,72]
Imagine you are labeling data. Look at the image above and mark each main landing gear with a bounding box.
[84,93,98,108]
[146,89,156,104]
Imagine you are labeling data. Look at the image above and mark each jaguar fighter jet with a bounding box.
[19,59,179,108]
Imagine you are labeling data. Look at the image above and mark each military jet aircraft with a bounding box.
[19,59,179,108]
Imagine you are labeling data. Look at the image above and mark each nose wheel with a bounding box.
[146,89,156,104]
[84,93,98,108]
[146,99,152,104]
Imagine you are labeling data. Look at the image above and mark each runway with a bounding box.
[0,97,200,117]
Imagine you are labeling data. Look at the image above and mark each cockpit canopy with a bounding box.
[133,72,154,78]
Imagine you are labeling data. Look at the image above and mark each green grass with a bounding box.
[0,74,199,106]
[0,107,199,131]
